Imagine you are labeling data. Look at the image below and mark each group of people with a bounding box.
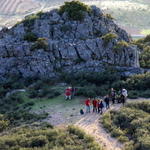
[64,86,128,115]
[82,88,128,114]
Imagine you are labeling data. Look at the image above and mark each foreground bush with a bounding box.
[0,126,102,150]
[102,101,150,150]
[0,114,9,132]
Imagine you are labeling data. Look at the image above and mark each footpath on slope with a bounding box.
[37,98,150,150]
[75,104,123,150]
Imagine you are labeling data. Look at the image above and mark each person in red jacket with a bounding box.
[65,87,72,100]
[85,98,91,113]
[92,98,97,113]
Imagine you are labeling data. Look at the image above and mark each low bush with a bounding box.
[102,101,150,150]
[6,110,48,126]
[76,86,97,97]
[0,114,9,132]
[24,32,38,42]
[143,34,150,43]
[0,126,102,150]
[23,14,39,28]
[128,90,139,99]
[105,14,114,20]
[134,34,150,68]
[59,1,91,21]
[139,90,150,98]
[140,46,150,68]
[125,72,150,90]
[102,33,118,46]
[126,101,150,113]
[113,40,129,53]
[31,37,49,51]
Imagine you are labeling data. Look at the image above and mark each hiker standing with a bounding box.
[98,99,104,114]
[85,98,91,113]
[92,98,97,113]
[104,95,110,109]
[65,87,72,100]
[110,88,116,104]
[121,88,128,105]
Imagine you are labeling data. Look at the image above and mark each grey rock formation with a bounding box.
[0,6,141,79]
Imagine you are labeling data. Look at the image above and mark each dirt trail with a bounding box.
[39,98,149,150]
[75,104,123,150]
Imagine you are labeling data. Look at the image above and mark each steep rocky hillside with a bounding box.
[0,1,140,79]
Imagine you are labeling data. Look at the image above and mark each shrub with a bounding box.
[128,90,139,99]
[23,14,39,28]
[0,126,102,150]
[113,40,129,53]
[102,102,150,150]
[24,32,38,42]
[111,80,126,91]
[111,127,125,138]
[117,135,129,143]
[101,112,112,131]
[29,136,48,147]
[59,1,91,21]
[0,114,9,132]
[76,86,97,97]
[5,92,25,105]
[31,38,48,51]
[140,46,150,68]
[102,33,118,46]
[68,125,85,139]
[125,72,150,90]
[139,90,150,98]
[126,101,150,113]
[105,14,114,20]
[143,34,150,43]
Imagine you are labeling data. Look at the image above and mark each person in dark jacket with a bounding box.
[104,95,110,109]
[98,99,104,114]
[110,88,116,104]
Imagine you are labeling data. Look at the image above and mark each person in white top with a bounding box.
[121,88,128,105]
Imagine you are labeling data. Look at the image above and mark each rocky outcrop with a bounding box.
[0,6,140,79]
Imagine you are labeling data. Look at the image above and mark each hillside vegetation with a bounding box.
[0,125,102,150]
[134,34,150,68]
[102,101,150,150]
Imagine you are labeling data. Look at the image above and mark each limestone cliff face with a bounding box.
[0,6,140,79]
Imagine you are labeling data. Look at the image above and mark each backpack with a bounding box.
[80,109,84,115]
[122,89,128,97]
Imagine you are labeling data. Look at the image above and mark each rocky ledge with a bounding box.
[0,3,141,79]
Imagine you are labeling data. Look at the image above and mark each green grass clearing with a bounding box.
[31,95,86,126]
